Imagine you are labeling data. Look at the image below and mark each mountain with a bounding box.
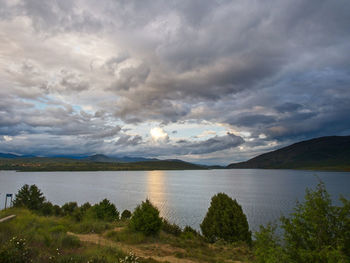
[227,135,350,171]
[116,156,159,163]
[0,153,21,158]
[0,153,36,158]
[83,154,158,163]
[0,154,204,171]
[83,154,115,163]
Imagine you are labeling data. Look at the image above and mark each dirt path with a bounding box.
[68,232,197,263]
[0,215,16,223]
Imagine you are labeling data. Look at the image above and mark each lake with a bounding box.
[0,169,349,232]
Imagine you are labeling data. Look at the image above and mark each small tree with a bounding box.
[130,199,162,236]
[13,184,45,210]
[121,209,132,220]
[61,202,79,215]
[200,193,251,243]
[40,201,54,216]
[91,199,119,221]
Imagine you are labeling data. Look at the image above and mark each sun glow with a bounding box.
[150,127,168,142]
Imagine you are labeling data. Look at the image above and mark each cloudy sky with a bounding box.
[0,0,350,165]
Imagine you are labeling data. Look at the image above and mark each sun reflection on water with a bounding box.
[146,170,169,218]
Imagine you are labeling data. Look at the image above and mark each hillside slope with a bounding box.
[0,157,204,171]
[227,136,350,171]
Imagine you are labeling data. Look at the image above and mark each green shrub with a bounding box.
[200,193,251,244]
[40,201,54,216]
[13,184,45,211]
[0,236,33,263]
[61,202,79,215]
[121,209,132,220]
[80,202,92,212]
[91,199,119,222]
[129,199,162,236]
[254,181,350,262]
[52,205,62,216]
[181,226,201,240]
[254,223,287,263]
[162,219,182,236]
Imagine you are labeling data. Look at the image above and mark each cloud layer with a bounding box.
[0,0,350,164]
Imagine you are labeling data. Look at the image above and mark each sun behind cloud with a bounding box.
[150,127,169,143]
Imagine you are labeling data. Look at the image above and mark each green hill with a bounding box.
[0,156,204,171]
[227,135,350,171]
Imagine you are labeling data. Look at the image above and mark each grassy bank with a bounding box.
[0,208,253,263]
[2,181,349,262]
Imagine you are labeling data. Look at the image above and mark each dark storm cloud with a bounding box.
[275,103,303,113]
[0,0,350,161]
[109,63,150,91]
[118,133,244,157]
[181,133,244,155]
[232,114,277,127]
[115,134,143,147]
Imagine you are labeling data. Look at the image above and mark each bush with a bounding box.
[254,181,350,262]
[129,199,162,236]
[52,205,62,216]
[13,184,45,211]
[0,236,32,263]
[61,202,79,215]
[91,199,119,222]
[121,209,132,220]
[181,226,201,240]
[40,201,54,216]
[80,202,92,212]
[254,223,287,263]
[162,219,182,236]
[183,226,199,235]
[200,193,251,244]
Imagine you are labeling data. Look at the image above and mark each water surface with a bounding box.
[1,169,349,232]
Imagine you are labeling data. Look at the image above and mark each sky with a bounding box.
[0,0,350,165]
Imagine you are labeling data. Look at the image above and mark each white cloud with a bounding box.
[3,136,13,142]
[150,127,169,143]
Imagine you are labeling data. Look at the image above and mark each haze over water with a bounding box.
[1,169,349,232]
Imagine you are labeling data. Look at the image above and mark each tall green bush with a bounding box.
[121,209,132,220]
[254,181,350,262]
[130,199,162,236]
[61,202,79,215]
[91,199,119,222]
[13,184,45,210]
[200,193,251,244]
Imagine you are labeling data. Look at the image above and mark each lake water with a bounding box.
[0,169,349,232]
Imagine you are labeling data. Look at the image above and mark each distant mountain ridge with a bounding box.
[0,153,158,163]
[84,154,159,163]
[0,152,205,171]
[0,153,20,158]
[227,135,350,171]
[0,153,35,158]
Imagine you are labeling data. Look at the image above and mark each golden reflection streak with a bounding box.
[146,170,168,218]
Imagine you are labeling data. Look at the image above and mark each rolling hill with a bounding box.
[227,135,350,171]
[0,154,204,171]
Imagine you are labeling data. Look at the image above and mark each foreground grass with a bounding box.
[0,208,253,263]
